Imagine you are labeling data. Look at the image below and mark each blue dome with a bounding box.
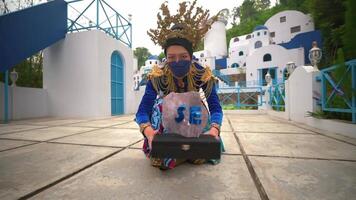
[148,55,159,60]
[253,25,268,32]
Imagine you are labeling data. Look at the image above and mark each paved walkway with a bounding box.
[0,113,355,199]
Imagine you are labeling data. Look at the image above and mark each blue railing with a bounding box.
[67,0,132,47]
[212,69,231,85]
[237,86,263,108]
[269,82,285,111]
[320,59,356,123]
[217,86,263,109]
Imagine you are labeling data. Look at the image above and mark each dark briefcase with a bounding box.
[150,134,221,160]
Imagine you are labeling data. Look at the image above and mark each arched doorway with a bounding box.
[111,51,124,115]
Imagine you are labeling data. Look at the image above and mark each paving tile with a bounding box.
[0,139,36,151]
[52,128,142,147]
[9,118,53,125]
[250,157,356,200]
[68,119,128,128]
[220,131,241,154]
[0,125,47,135]
[25,119,88,126]
[31,150,260,200]
[112,121,139,129]
[231,122,313,133]
[0,143,117,200]
[0,126,95,141]
[238,133,356,160]
[227,114,279,123]
[220,121,232,132]
[111,115,136,121]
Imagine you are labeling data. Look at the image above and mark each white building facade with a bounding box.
[133,55,161,90]
[44,30,137,118]
[196,10,322,88]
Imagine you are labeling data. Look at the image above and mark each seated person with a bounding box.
[135,0,223,170]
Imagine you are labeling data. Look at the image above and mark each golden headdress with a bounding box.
[147,0,218,50]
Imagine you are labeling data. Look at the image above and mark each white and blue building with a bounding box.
[194,10,322,88]
[133,55,161,90]
[1,0,138,121]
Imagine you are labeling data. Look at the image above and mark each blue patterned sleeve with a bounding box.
[135,80,157,125]
[206,84,223,125]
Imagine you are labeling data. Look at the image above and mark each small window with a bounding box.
[264,31,267,35]
[149,61,152,64]
[234,37,239,42]
[231,63,239,68]
[239,51,244,56]
[255,41,262,49]
[200,53,204,57]
[243,63,246,67]
[257,32,260,36]
[280,16,286,23]
[246,35,251,39]
[270,32,275,37]
[291,26,301,33]
[263,53,272,62]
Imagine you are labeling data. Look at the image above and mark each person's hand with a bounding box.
[208,127,220,140]
[144,126,157,149]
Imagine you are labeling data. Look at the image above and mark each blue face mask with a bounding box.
[168,60,191,78]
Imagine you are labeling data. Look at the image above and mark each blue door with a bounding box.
[258,67,277,86]
[111,51,124,115]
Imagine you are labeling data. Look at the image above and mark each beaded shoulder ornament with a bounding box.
[147,0,219,98]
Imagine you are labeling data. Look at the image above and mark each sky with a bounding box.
[96,0,245,55]
[66,0,276,55]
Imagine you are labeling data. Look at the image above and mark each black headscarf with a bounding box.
[163,24,193,58]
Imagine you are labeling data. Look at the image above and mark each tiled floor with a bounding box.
[0,113,355,199]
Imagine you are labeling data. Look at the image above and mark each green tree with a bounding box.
[134,47,151,69]
[308,0,345,67]
[158,52,165,61]
[239,0,258,22]
[255,0,270,10]
[342,0,356,60]
[1,51,43,88]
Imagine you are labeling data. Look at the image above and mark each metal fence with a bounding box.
[269,82,285,111]
[217,86,264,109]
[67,0,132,47]
[320,59,356,123]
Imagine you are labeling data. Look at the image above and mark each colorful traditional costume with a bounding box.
[135,0,224,169]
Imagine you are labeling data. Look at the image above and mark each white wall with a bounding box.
[227,55,246,68]
[265,10,315,44]
[44,30,136,118]
[248,29,270,54]
[204,20,227,58]
[287,65,319,123]
[266,65,356,138]
[0,82,48,120]
[246,45,304,85]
